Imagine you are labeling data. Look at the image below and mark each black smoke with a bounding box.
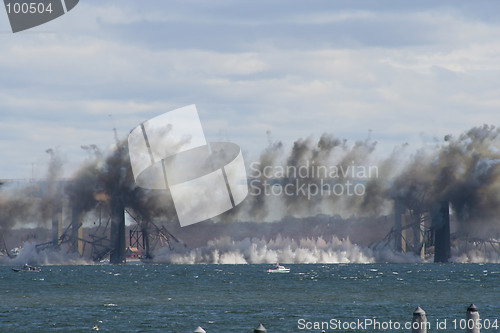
[2,125,500,247]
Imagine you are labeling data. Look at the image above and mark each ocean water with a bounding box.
[0,263,498,332]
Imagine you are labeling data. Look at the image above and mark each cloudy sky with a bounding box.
[1,1,499,179]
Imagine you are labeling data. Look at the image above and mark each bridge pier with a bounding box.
[432,201,450,263]
[109,195,125,264]
[71,204,84,256]
[51,200,62,247]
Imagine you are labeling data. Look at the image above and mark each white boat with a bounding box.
[12,264,40,272]
[267,263,290,273]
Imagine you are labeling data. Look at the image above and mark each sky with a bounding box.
[1,0,500,180]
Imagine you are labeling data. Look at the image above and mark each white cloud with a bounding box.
[1,1,500,178]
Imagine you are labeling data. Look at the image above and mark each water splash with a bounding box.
[0,242,92,266]
[153,235,420,264]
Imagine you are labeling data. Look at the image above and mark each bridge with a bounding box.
[0,177,178,263]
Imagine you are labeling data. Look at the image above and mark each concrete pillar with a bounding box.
[466,304,480,333]
[432,201,450,263]
[416,213,425,259]
[401,213,407,253]
[51,201,62,247]
[109,195,125,264]
[394,200,405,252]
[141,225,152,259]
[412,307,427,333]
[71,205,83,255]
[254,323,267,333]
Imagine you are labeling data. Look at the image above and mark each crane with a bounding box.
[108,114,120,145]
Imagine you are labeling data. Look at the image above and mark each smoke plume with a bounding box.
[390,125,500,238]
[2,124,500,264]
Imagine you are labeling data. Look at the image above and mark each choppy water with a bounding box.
[0,263,499,332]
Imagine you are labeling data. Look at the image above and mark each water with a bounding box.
[0,263,498,332]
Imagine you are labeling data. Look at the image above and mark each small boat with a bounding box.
[12,264,40,272]
[267,263,290,273]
